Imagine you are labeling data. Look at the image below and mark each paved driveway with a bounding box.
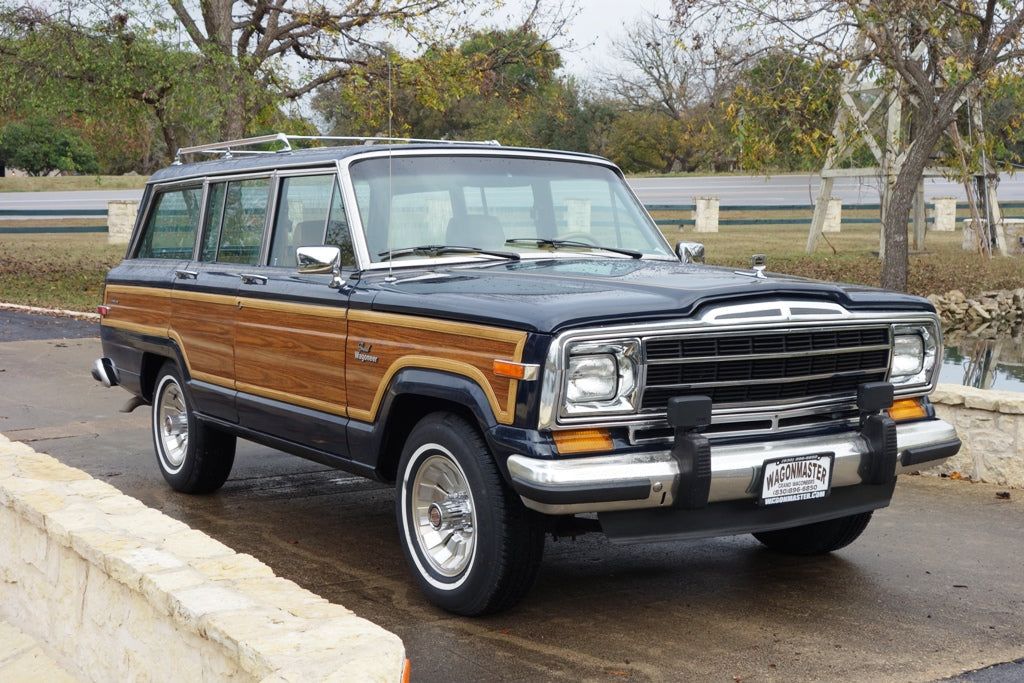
[1,309,1022,682]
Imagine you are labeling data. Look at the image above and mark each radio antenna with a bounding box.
[385,54,396,282]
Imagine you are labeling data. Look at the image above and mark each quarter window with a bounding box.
[200,182,227,262]
[135,187,201,259]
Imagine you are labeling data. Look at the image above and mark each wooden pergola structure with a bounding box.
[806,40,1007,257]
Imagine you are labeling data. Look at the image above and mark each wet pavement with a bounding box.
[1,309,1022,682]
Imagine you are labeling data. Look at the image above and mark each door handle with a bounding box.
[174,269,198,280]
[240,273,268,285]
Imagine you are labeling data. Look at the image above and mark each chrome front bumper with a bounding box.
[506,419,961,515]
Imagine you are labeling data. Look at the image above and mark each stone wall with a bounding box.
[927,288,1024,334]
[930,384,1024,488]
[0,434,407,682]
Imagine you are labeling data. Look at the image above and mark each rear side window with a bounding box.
[135,187,201,259]
[216,178,270,265]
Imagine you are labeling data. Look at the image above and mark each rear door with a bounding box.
[170,175,272,422]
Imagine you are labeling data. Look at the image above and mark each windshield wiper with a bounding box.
[378,244,521,262]
[504,237,643,259]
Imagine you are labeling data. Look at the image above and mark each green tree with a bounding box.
[160,0,487,141]
[313,25,587,149]
[0,117,99,176]
[673,0,1024,292]
[729,51,841,172]
[601,15,739,173]
[0,0,499,166]
[0,5,220,171]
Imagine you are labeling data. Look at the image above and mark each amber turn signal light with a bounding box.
[553,429,614,455]
[492,360,538,380]
[887,398,928,421]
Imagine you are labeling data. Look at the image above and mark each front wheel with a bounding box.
[752,511,873,555]
[396,412,544,616]
[152,362,236,494]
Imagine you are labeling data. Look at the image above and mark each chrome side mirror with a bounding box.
[296,246,344,288]
[675,241,705,264]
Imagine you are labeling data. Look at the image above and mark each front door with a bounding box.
[232,173,355,456]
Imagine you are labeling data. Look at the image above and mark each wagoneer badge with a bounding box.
[354,342,379,363]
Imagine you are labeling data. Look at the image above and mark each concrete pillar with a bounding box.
[930,197,957,232]
[693,197,719,233]
[106,200,139,245]
[962,219,985,251]
[822,197,842,233]
[1001,219,1024,256]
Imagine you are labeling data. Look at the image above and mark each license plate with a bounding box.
[760,453,834,505]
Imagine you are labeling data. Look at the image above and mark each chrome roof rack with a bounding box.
[173,133,501,164]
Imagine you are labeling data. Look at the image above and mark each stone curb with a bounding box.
[930,384,1024,488]
[0,302,100,320]
[0,433,407,682]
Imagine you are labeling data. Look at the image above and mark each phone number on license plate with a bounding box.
[760,453,834,505]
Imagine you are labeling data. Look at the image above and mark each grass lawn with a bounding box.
[0,234,126,312]
[0,175,148,192]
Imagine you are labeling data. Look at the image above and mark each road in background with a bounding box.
[4,173,1024,214]
[0,189,142,217]
[628,173,1024,206]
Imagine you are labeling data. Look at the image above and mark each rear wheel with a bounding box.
[752,511,873,555]
[396,412,545,616]
[152,362,235,493]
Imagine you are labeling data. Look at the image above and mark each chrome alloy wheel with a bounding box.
[156,377,190,473]
[409,450,477,578]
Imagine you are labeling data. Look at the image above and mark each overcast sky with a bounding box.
[547,0,671,79]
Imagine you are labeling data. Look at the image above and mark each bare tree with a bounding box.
[604,15,739,118]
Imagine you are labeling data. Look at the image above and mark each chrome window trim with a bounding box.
[337,147,674,271]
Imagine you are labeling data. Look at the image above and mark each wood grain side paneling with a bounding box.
[102,285,172,337]
[346,310,527,425]
[169,291,236,388]
[235,297,348,415]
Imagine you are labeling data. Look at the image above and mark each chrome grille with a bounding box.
[641,326,891,412]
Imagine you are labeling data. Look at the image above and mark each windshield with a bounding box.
[347,153,675,264]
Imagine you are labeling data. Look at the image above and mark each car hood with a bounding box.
[355,258,934,333]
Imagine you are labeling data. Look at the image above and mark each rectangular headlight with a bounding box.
[890,324,938,390]
[567,354,618,402]
[561,340,640,417]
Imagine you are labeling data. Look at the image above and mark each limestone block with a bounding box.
[161,528,238,561]
[107,199,139,246]
[693,197,719,233]
[169,584,260,631]
[235,576,348,618]
[962,219,986,251]
[822,197,842,233]
[15,451,90,483]
[1002,218,1024,256]
[191,552,277,583]
[929,197,957,232]
[2,438,407,682]
[139,567,209,615]
[105,546,186,591]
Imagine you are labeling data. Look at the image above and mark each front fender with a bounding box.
[348,367,504,480]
